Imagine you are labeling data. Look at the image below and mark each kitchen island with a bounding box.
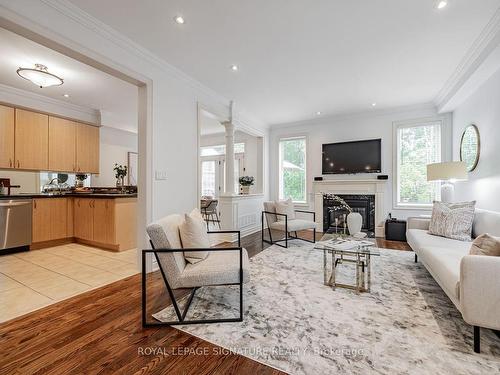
[0,193,137,251]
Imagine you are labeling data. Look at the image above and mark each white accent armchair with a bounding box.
[144,213,250,326]
[262,201,317,248]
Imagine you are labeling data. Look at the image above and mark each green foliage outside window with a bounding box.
[280,138,306,202]
[398,124,440,204]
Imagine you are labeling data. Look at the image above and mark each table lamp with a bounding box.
[427,161,468,203]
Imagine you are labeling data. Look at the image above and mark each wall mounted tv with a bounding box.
[322,139,381,174]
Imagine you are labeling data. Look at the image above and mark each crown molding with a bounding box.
[434,6,500,111]
[0,82,99,121]
[269,102,437,130]
[38,0,236,112]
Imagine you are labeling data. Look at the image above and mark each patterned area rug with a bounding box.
[153,241,500,374]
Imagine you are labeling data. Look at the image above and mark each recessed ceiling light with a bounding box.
[371,103,377,107]
[436,1,448,9]
[230,64,239,71]
[174,15,185,24]
[316,111,322,115]
[63,94,70,98]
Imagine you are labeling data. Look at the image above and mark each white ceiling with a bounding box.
[0,27,138,132]
[68,0,500,126]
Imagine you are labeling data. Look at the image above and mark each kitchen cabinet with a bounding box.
[49,117,77,172]
[0,105,15,169]
[76,123,99,174]
[93,199,115,245]
[15,109,48,170]
[74,198,94,241]
[32,198,69,243]
[32,199,52,243]
[73,197,136,251]
[30,197,135,251]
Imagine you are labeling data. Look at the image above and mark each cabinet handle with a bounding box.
[34,200,37,209]
[9,158,12,168]
[16,160,20,168]
[77,200,80,207]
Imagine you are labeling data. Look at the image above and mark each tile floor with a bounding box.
[0,244,138,323]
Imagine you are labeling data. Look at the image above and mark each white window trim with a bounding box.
[392,115,452,210]
[278,135,308,205]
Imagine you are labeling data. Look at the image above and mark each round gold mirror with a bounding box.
[460,124,480,171]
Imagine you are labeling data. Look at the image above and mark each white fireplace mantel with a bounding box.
[312,179,387,237]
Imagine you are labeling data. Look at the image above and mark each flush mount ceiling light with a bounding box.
[230,64,239,71]
[316,111,322,115]
[174,15,185,24]
[371,103,377,107]
[63,94,70,98]
[436,1,448,9]
[16,64,63,88]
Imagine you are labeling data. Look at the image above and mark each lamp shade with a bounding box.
[427,161,468,182]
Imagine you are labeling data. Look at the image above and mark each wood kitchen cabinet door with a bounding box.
[76,123,99,174]
[74,198,93,240]
[48,117,76,172]
[93,199,115,245]
[32,199,52,243]
[15,109,48,170]
[50,198,68,240]
[0,105,15,169]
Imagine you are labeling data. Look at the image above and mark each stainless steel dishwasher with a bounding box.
[0,199,32,254]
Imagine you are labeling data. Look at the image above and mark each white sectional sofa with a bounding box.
[406,209,500,353]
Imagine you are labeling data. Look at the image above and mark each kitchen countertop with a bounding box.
[0,193,137,200]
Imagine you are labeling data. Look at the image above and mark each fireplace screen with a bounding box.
[323,194,375,237]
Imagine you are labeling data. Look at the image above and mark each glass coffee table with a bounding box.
[314,233,380,294]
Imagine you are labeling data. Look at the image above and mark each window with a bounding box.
[279,137,306,203]
[396,121,442,207]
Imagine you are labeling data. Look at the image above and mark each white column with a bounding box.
[222,120,235,195]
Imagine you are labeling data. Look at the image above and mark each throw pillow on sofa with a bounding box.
[428,201,475,241]
[469,233,500,256]
[179,210,210,264]
[275,198,296,221]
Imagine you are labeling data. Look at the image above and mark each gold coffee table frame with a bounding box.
[315,234,380,294]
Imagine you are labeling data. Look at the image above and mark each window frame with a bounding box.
[278,135,308,205]
[392,115,451,210]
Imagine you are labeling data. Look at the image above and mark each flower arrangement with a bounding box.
[239,176,255,186]
[113,164,128,179]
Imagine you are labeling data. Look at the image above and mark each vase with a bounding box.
[347,212,362,235]
[240,185,250,195]
[116,177,124,188]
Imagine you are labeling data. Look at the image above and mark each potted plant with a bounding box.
[113,164,128,188]
[75,173,88,188]
[239,176,254,195]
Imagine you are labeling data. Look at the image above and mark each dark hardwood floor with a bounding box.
[0,230,411,375]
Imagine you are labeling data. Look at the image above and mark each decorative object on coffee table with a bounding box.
[114,163,128,189]
[239,176,254,195]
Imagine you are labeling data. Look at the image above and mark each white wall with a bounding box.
[0,0,268,251]
[92,126,138,187]
[269,105,444,220]
[452,66,500,211]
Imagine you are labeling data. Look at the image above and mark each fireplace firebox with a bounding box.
[323,194,375,237]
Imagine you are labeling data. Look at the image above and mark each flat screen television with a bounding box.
[322,139,381,174]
